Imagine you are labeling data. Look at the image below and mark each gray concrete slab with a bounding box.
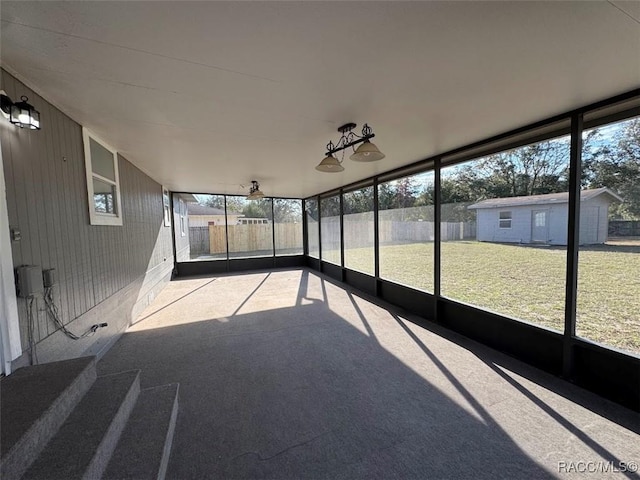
[99,269,640,479]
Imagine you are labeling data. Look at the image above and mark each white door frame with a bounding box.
[0,136,22,375]
[531,209,549,243]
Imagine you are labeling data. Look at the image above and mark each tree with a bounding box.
[463,139,570,199]
[273,199,301,223]
[343,187,374,215]
[582,117,640,220]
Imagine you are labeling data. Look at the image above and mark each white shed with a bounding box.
[467,188,622,245]
[187,204,243,227]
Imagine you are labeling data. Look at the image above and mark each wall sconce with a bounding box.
[316,123,384,173]
[0,92,41,130]
[246,180,265,200]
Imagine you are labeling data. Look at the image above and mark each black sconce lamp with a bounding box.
[0,91,41,130]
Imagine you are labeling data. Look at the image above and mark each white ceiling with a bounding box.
[1,1,639,198]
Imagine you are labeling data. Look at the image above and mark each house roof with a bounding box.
[467,187,623,210]
[187,204,243,216]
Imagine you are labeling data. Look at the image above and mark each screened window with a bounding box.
[577,115,640,355]
[183,194,227,261]
[320,195,341,265]
[343,186,374,275]
[378,171,435,292]
[306,198,320,258]
[83,128,122,226]
[274,199,303,256]
[499,211,512,229]
[227,196,273,258]
[441,134,570,331]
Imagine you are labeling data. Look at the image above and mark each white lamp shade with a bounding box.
[350,140,385,162]
[247,190,265,200]
[315,154,344,172]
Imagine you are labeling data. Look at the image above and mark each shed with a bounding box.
[187,203,243,227]
[467,188,622,245]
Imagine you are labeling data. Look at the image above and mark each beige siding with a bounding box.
[1,70,173,364]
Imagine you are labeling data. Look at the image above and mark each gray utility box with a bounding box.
[17,265,44,298]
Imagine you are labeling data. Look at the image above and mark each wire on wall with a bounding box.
[44,287,107,340]
[26,296,38,365]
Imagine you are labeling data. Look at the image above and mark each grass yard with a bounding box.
[338,240,640,355]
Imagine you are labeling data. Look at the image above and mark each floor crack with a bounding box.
[230,430,333,462]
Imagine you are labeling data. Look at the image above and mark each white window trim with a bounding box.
[163,186,171,227]
[82,127,123,226]
[179,198,186,236]
[499,211,512,229]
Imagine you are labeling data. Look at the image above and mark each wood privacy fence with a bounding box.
[191,215,476,255]
[189,227,210,255]
[190,224,303,255]
[321,213,476,250]
[609,220,640,237]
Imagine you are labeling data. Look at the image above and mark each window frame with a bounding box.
[82,127,123,226]
[499,210,512,229]
[179,198,186,236]
[163,186,171,227]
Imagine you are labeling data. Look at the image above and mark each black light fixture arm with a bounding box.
[325,123,376,156]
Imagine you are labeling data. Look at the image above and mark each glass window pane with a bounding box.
[577,116,640,355]
[306,198,320,258]
[183,194,227,261]
[378,171,434,292]
[343,187,374,275]
[92,177,117,215]
[320,195,341,265]
[441,135,571,331]
[274,199,303,256]
[90,138,116,181]
[227,196,273,258]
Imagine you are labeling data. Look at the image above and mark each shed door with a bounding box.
[531,210,548,243]
[579,206,600,244]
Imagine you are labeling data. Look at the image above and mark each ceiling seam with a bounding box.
[0,19,281,83]
[607,1,640,25]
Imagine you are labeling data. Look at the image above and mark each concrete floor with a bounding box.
[98,268,640,479]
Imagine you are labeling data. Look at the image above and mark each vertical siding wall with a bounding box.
[1,70,173,365]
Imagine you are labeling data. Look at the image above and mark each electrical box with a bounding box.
[43,268,56,288]
[16,265,44,298]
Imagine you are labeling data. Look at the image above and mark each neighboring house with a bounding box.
[187,203,243,226]
[467,187,623,245]
[173,193,198,262]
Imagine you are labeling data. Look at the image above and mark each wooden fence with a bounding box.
[205,224,303,254]
[191,215,476,256]
[189,227,210,255]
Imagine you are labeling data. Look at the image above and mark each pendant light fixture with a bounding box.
[316,123,384,172]
[246,180,265,200]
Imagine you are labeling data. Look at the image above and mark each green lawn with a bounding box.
[335,240,640,355]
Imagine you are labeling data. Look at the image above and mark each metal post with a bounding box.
[373,177,381,296]
[224,195,230,272]
[339,190,345,281]
[318,196,323,272]
[434,159,442,322]
[302,199,309,257]
[563,113,583,379]
[271,198,276,268]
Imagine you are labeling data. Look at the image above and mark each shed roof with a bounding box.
[467,187,623,210]
[187,204,243,216]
